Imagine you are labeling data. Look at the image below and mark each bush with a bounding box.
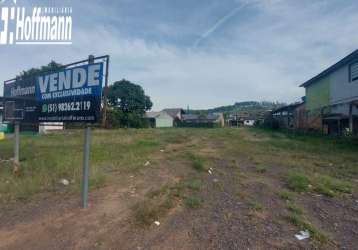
[106,109,149,128]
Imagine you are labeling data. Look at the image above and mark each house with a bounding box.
[180,113,224,127]
[300,49,358,135]
[271,102,305,130]
[145,108,225,128]
[146,108,185,128]
[162,108,185,120]
[226,111,264,127]
[145,111,174,128]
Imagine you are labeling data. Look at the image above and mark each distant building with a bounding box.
[181,113,224,127]
[162,108,185,120]
[300,49,358,135]
[146,108,224,128]
[0,97,6,132]
[145,111,175,128]
[271,102,305,130]
[0,97,3,123]
[226,111,263,127]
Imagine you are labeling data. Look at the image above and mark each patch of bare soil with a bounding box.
[1,136,358,250]
[178,159,307,250]
[299,193,358,249]
[0,154,189,250]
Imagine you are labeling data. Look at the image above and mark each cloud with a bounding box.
[1,0,358,110]
[193,2,251,48]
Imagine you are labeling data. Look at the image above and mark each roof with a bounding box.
[181,114,197,120]
[145,111,173,119]
[145,112,161,118]
[162,108,184,118]
[182,113,220,121]
[272,102,304,114]
[300,49,358,88]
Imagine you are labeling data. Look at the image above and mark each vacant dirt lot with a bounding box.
[0,128,357,249]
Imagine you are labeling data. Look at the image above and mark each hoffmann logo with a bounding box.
[0,0,72,45]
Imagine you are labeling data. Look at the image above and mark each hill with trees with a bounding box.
[190,101,285,114]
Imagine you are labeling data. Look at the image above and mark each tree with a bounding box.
[107,79,152,128]
[17,61,62,78]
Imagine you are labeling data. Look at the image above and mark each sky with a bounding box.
[1,0,358,110]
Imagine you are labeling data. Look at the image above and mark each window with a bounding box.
[349,62,358,82]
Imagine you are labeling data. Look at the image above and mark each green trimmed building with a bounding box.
[300,50,358,135]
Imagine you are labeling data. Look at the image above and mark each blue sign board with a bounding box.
[35,63,104,122]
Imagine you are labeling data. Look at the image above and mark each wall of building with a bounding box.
[305,77,330,112]
[331,104,358,116]
[156,114,173,128]
[330,64,358,105]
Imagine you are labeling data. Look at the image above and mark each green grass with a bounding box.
[182,178,202,191]
[286,171,352,197]
[279,190,295,202]
[287,203,303,215]
[186,152,206,172]
[287,173,310,192]
[132,198,174,226]
[184,195,202,208]
[134,175,203,225]
[285,213,329,245]
[248,200,264,211]
[313,175,352,197]
[1,127,357,206]
[0,129,172,202]
[135,139,161,147]
[255,165,267,173]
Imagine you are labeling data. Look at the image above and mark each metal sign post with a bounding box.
[81,126,91,208]
[102,56,110,128]
[13,123,20,173]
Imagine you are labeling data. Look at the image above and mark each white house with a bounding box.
[146,111,174,128]
[146,108,184,128]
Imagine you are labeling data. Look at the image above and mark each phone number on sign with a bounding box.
[44,101,92,113]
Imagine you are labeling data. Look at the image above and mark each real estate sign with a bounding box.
[3,58,105,124]
[35,63,104,122]
[3,77,38,123]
